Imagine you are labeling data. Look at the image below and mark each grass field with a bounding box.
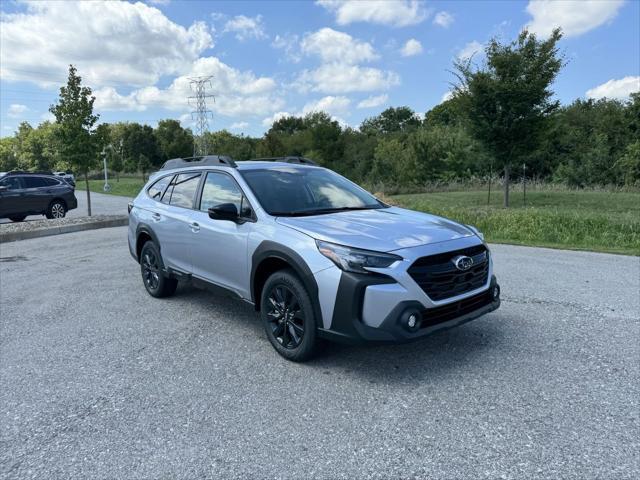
[83,177,145,197]
[390,189,640,255]
[82,178,639,255]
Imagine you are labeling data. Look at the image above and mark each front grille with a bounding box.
[408,244,489,301]
[420,290,493,329]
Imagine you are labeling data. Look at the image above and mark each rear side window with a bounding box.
[22,177,47,188]
[42,177,61,186]
[148,175,172,201]
[164,173,201,208]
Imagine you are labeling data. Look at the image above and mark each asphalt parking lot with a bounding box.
[1,227,638,479]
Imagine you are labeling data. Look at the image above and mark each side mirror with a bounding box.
[208,203,240,222]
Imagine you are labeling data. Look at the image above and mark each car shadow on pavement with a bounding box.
[173,282,506,385]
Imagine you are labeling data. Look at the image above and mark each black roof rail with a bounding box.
[160,155,237,170]
[250,156,319,166]
[6,170,54,176]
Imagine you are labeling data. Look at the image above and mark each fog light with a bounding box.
[492,284,500,300]
[400,309,421,332]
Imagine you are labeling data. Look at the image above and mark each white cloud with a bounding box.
[433,11,454,28]
[302,96,351,115]
[316,0,428,27]
[94,57,284,117]
[272,34,302,62]
[401,39,423,57]
[457,41,484,61]
[295,64,400,94]
[440,91,454,103]
[40,112,55,122]
[525,0,625,38]
[229,121,250,130]
[357,94,389,109]
[223,15,267,41]
[586,76,640,100]
[0,1,212,88]
[7,104,28,118]
[301,28,378,64]
[262,111,293,127]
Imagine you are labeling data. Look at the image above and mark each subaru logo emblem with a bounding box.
[453,255,474,271]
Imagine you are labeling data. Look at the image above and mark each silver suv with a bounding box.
[128,156,500,361]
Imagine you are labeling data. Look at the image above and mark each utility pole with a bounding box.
[188,76,214,157]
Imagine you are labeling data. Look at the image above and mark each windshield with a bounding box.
[241,167,385,216]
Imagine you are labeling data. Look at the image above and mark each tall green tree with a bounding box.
[361,107,421,136]
[50,65,99,215]
[155,119,194,162]
[454,29,564,206]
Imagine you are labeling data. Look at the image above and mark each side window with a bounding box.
[166,173,201,209]
[199,172,244,214]
[43,177,60,186]
[148,175,172,201]
[22,177,47,188]
[0,177,22,190]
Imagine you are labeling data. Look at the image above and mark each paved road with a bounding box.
[0,190,132,224]
[1,228,638,479]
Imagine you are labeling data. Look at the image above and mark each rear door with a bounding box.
[0,176,26,216]
[21,176,51,213]
[154,172,202,273]
[188,171,254,298]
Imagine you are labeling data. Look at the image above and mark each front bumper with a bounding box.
[318,272,500,344]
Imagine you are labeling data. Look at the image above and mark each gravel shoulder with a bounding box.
[0,227,638,479]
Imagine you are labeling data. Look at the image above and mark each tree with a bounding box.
[361,107,421,136]
[138,154,151,183]
[155,119,193,162]
[120,123,160,173]
[50,65,99,215]
[454,29,564,206]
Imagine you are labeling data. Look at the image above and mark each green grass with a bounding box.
[391,189,640,255]
[81,177,146,198]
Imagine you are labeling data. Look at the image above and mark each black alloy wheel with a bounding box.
[266,284,306,349]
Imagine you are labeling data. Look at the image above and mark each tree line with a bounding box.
[1,29,639,208]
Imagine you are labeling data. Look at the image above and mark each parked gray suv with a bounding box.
[128,156,500,361]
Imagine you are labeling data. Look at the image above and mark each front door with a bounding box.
[0,176,26,217]
[189,171,253,298]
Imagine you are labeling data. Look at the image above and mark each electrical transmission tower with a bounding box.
[188,76,215,156]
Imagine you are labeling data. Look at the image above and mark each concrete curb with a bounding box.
[0,216,129,243]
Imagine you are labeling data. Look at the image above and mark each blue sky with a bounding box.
[1,0,639,138]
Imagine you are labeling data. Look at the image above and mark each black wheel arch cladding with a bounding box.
[251,241,323,325]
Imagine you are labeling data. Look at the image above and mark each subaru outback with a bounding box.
[128,156,500,361]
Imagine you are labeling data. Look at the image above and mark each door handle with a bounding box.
[151,213,161,221]
[190,222,200,233]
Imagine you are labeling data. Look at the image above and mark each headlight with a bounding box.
[316,240,402,274]
[466,224,484,240]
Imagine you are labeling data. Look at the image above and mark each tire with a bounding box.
[139,241,178,298]
[46,200,66,219]
[9,215,26,222]
[260,269,319,362]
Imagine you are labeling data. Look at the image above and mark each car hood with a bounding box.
[276,206,474,252]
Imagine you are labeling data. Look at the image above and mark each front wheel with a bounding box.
[261,269,319,362]
[139,241,178,298]
[46,200,66,219]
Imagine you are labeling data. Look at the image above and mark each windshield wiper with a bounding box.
[272,206,381,217]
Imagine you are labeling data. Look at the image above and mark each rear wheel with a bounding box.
[46,200,66,219]
[140,241,178,298]
[261,269,319,362]
[9,215,26,222]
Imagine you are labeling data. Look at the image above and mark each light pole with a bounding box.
[101,146,111,193]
